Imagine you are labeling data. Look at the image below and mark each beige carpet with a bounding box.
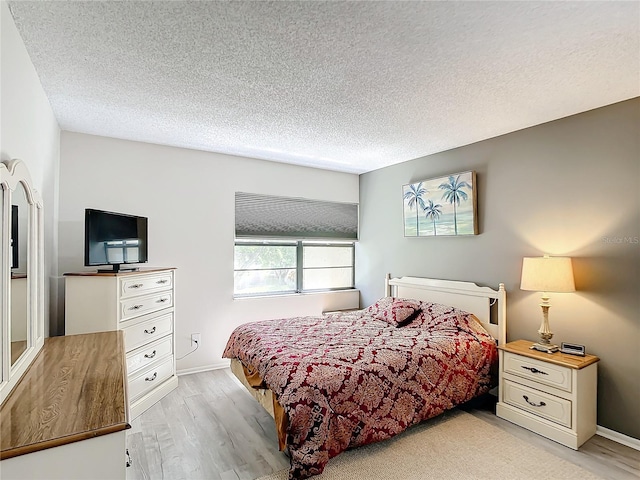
[257,410,603,480]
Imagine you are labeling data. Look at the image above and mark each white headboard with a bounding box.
[385,274,506,345]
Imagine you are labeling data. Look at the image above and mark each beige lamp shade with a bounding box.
[520,255,575,293]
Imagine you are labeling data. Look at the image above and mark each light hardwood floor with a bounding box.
[127,369,639,480]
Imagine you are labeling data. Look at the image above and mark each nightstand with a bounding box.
[496,339,599,449]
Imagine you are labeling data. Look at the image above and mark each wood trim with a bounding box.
[0,332,130,460]
[498,340,599,369]
[1,424,129,460]
[63,267,176,277]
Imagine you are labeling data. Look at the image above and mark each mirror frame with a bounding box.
[0,159,45,404]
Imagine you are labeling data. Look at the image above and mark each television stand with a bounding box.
[97,265,140,273]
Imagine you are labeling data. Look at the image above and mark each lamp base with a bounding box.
[530,342,559,354]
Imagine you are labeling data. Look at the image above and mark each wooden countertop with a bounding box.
[0,331,130,460]
[64,267,175,277]
[498,339,599,369]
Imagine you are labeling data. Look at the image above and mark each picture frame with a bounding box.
[402,170,478,237]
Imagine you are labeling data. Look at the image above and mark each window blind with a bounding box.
[235,192,358,240]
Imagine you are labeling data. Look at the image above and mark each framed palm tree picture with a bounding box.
[402,170,478,237]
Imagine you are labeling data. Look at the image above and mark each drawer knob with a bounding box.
[144,350,157,359]
[145,372,157,382]
[129,283,143,289]
[523,395,546,408]
[157,279,168,284]
[144,326,156,334]
[129,304,143,311]
[157,298,168,303]
[521,366,548,375]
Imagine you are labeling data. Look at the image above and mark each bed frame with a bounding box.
[230,275,507,426]
[385,274,506,345]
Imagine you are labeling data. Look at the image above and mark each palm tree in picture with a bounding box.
[439,175,471,235]
[403,182,427,236]
[423,199,443,236]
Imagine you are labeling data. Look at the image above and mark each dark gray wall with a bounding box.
[356,98,639,439]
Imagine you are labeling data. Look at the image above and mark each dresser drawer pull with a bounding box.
[128,283,143,289]
[144,350,157,359]
[157,298,169,303]
[156,279,168,284]
[521,366,548,375]
[145,372,157,382]
[129,304,144,311]
[523,395,546,407]
[126,448,132,468]
[144,326,156,334]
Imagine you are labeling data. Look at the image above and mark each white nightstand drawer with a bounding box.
[127,335,173,374]
[120,291,173,321]
[504,351,572,392]
[129,356,174,401]
[503,380,572,428]
[122,312,173,351]
[120,273,173,299]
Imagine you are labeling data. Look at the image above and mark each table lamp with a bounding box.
[520,254,575,353]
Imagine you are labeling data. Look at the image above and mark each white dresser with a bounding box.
[496,339,599,449]
[65,267,178,419]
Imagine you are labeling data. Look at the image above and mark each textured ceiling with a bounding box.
[7,1,640,174]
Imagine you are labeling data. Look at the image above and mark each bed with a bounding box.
[223,275,506,479]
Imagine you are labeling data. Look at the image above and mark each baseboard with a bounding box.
[177,361,229,376]
[596,425,640,451]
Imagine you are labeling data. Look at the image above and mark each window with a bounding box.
[234,241,354,297]
[302,243,354,290]
[234,192,358,297]
[234,242,297,295]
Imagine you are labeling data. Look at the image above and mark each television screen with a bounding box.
[85,209,148,271]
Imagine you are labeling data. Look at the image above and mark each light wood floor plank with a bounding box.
[163,391,222,480]
[220,470,240,480]
[127,369,639,480]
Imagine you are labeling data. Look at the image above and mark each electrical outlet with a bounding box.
[191,333,201,347]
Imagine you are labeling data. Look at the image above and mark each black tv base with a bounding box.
[97,265,140,273]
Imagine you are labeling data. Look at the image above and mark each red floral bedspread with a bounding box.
[223,302,497,479]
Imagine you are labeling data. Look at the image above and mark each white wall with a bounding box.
[1,1,60,336]
[58,132,359,372]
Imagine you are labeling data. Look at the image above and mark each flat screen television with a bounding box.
[85,208,148,272]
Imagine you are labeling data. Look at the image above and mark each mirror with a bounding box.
[10,182,29,365]
[0,159,44,405]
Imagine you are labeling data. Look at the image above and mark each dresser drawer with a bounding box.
[120,291,173,321]
[504,351,572,392]
[122,313,173,351]
[127,335,173,375]
[129,356,174,401]
[120,273,173,299]
[503,380,572,428]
